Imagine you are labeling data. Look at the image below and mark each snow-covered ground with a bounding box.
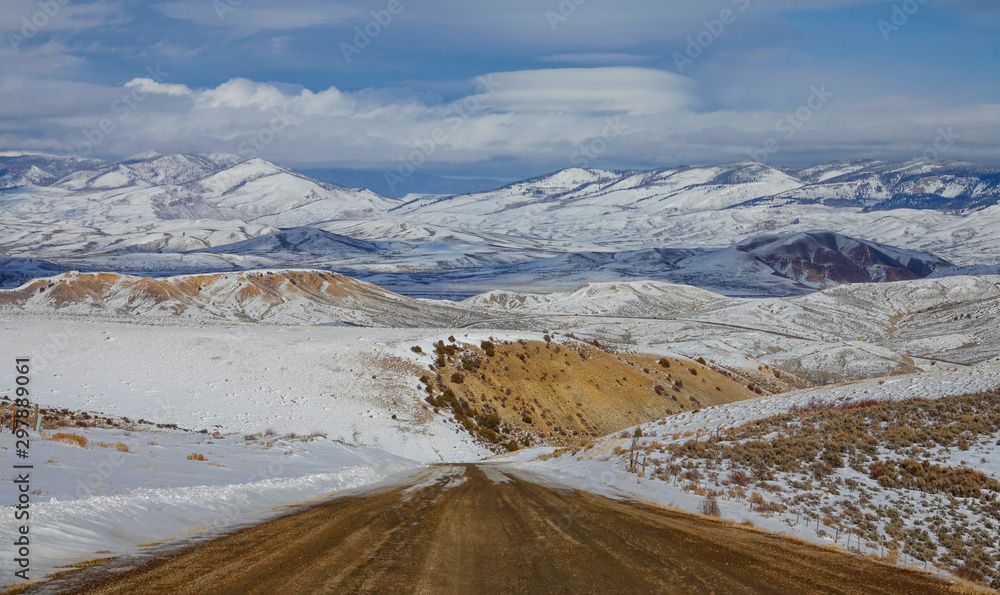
[0,424,419,584]
[510,363,1000,586]
[0,319,499,463]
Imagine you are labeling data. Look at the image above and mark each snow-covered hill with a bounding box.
[730,231,951,286]
[188,158,396,224]
[199,227,396,259]
[0,270,482,327]
[465,281,725,317]
[458,274,1000,382]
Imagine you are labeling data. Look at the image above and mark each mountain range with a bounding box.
[2,152,999,296]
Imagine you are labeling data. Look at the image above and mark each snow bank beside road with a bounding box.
[1,427,419,586]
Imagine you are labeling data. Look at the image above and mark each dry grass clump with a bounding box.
[187,453,206,461]
[49,432,88,448]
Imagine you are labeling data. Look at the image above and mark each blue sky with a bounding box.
[1,0,998,192]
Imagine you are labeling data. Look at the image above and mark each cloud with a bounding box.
[0,0,125,34]
[486,68,697,115]
[539,53,656,65]
[2,66,999,171]
[156,0,359,32]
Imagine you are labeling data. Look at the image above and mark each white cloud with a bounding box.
[2,66,999,170]
[486,68,697,115]
[125,78,194,98]
[539,53,656,65]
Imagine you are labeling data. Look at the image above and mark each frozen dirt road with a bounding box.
[55,464,952,595]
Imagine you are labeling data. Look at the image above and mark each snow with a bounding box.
[509,362,1000,578]
[0,319,493,462]
[0,425,419,583]
[465,281,724,317]
[3,151,1000,587]
[4,153,1000,303]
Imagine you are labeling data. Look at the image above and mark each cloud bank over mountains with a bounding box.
[1,0,998,175]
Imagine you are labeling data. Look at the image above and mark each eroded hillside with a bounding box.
[0,270,483,327]
[411,337,811,449]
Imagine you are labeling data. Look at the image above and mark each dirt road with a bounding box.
[61,464,951,594]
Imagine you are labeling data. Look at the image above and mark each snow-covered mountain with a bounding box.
[187,158,396,224]
[51,152,244,190]
[392,161,805,229]
[768,159,1000,211]
[394,159,1000,223]
[1,152,397,225]
[0,154,104,189]
[389,159,1000,264]
[3,153,1000,297]
[0,153,399,259]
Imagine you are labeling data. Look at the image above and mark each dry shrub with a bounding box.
[50,433,87,448]
[869,461,890,480]
[700,496,721,517]
[187,453,206,461]
[953,562,987,585]
[727,470,752,487]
